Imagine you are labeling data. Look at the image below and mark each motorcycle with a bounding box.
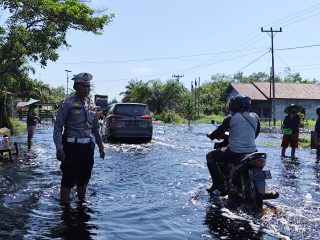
[207,121,279,210]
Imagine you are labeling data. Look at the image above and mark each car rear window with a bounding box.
[114,105,149,116]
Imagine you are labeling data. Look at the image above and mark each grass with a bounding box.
[154,112,186,124]
[192,114,224,124]
[154,112,225,124]
[260,118,315,129]
[10,117,26,135]
[298,134,311,148]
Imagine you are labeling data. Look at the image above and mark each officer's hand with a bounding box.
[206,132,211,138]
[99,149,105,159]
[56,149,65,162]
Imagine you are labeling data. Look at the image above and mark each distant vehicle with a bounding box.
[102,103,153,143]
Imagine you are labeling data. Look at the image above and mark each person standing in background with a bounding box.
[53,72,105,204]
[26,103,39,150]
[281,105,301,158]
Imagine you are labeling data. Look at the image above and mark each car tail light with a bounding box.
[109,115,123,125]
[140,115,152,125]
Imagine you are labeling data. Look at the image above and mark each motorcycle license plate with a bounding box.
[249,170,272,180]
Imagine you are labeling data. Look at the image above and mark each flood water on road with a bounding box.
[0,123,319,239]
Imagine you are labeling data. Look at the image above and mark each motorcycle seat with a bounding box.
[240,152,267,163]
[222,153,260,178]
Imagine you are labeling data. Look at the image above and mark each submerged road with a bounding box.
[0,123,319,239]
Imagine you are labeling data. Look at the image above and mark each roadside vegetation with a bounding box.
[120,72,317,125]
[0,1,114,132]
[10,118,26,135]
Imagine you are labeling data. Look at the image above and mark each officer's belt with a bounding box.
[66,137,92,144]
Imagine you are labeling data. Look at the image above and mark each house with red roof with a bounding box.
[224,82,320,120]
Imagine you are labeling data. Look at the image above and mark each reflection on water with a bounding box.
[0,124,320,239]
[51,202,97,240]
[204,203,264,240]
[281,157,302,189]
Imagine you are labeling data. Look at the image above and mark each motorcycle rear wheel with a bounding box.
[245,181,264,211]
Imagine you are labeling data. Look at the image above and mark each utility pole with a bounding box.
[65,69,71,96]
[261,27,282,126]
[172,74,184,82]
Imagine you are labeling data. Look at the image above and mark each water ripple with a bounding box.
[0,124,319,239]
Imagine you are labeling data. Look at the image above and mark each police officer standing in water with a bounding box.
[53,72,105,203]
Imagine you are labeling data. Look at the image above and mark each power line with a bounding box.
[208,3,320,69]
[95,41,320,83]
[233,51,270,74]
[40,42,320,68]
[41,46,269,65]
[276,43,320,51]
[40,41,320,84]
[263,3,320,28]
[282,9,320,28]
[93,49,270,83]
[34,3,320,86]
[274,52,291,69]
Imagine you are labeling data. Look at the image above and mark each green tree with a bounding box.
[0,0,114,129]
[121,79,190,116]
[281,67,305,83]
[178,92,195,123]
[120,79,150,103]
[233,71,270,83]
[145,79,188,115]
[50,86,65,103]
[200,81,229,115]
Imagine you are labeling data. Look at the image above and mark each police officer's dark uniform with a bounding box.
[53,72,105,203]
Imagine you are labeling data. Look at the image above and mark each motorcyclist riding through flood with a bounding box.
[205,94,278,210]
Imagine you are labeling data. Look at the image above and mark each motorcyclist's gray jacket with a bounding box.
[208,112,260,154]
[228,112,259,153]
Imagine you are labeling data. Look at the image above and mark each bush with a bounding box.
[10,117,26,135]
[154,112,186,123]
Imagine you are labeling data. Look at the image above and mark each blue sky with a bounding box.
[31,0,320,101]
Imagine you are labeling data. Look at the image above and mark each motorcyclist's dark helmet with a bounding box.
[316,106,320,116]
[228,96,236,112]
[231,94,251,112]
